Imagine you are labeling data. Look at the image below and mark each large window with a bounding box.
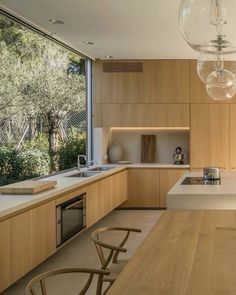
[0,13,90,186]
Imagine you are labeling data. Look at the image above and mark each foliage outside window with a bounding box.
[0,14,88,186]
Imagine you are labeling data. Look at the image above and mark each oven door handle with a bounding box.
[64,199,84,210]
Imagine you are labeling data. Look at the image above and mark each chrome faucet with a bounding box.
[77,155,87,170]
[77,155,97,170]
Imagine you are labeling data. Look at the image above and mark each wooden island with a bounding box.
[108,210,236,295]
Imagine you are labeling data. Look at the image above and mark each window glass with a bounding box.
[0,13,89,186]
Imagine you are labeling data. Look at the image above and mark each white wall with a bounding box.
[93,128,111,164]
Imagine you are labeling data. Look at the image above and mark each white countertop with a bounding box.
[0,165,126,221]
[127,163,189,169]
[168,171,236,209]
[0,163,190,221]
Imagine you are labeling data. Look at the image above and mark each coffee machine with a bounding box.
[173,146,184,165]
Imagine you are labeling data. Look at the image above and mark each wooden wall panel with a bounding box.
[147,60,190,103]
[93,60,150,104]
[191,104,229,169]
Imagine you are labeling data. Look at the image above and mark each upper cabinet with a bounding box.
[147,60,190,103]
[93,59,191,128]
[94,103,189,128]
[93,60,190,105]
[93,60,150,104]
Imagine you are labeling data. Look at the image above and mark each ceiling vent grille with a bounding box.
[103,62,143,73]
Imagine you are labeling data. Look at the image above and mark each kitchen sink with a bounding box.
[67,171,101,178]
[89,166,116,171]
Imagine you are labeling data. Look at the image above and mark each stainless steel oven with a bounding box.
[56,193,86,247]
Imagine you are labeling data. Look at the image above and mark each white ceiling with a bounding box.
[0,0,198,60]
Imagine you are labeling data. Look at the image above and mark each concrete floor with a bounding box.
[2,209,163,295]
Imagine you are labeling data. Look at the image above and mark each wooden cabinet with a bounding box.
[129,169,160,207]
[191,104,229,169]
[111,170,128,208]
[86,182,101,227]
[86,176,112,227]
[29,201,56,268]
[86,171,127,227]
[147,60,190,103]
[230,105,236,170]
[93,60,190,128]
[0,211,30,292]
[148,104,189,127]
[99,177,112,217]
[10,212,30,283]
[93,60,190,104]
[159,169,188,207]
[0,201,56,293]
[94,103,189,128]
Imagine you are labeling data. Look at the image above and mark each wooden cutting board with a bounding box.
[141,135,156,163]
[0,180,57,195]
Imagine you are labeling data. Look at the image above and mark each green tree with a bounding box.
[0,14,86,173]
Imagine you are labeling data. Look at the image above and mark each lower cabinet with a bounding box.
[86,170,128,227]
[0,201,56,293]
[129,169,160,207]
[127,168,189,208]
[29,201,56,268]
[159,169,188,207]
[0,212,29,292]
[111,170,128,208]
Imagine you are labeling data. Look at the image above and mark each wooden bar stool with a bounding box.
[91,227,142,293]
[25,268,109,295]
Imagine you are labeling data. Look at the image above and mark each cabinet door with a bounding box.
[29,201,56,268]
[129,169,159,207]
[230,105,236,169]
[97,104,150,127]
[159,169,188,208]
[10,211,30,283]
[191,104,229,169]
[148,60,190,103]
[86,182,101,227]
[99,177,112,217]
[112,170,128,208]
[96,103,189,128]
[86,177,112,228]
[148,104,189,127]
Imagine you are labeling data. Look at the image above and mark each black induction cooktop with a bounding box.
[181,177,221,185]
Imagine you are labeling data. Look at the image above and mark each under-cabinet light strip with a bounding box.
[110,127,190,131]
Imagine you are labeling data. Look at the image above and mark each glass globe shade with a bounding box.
[179,0,236,54]
[206,69,236,100]
[197,53,236,83]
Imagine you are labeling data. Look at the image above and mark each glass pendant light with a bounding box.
[179,0,236,54]
[179,0,236,100]
[206,69,235,100]
[197,53,236,83]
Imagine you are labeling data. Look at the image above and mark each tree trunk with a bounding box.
[29,115,37,139]
[47,112,60,173]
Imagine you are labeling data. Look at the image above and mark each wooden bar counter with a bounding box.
[107,210,236,295]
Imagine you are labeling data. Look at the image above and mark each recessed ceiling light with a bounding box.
[49,19,64,24]
[83,41,94,45]
[105,55,114,59]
